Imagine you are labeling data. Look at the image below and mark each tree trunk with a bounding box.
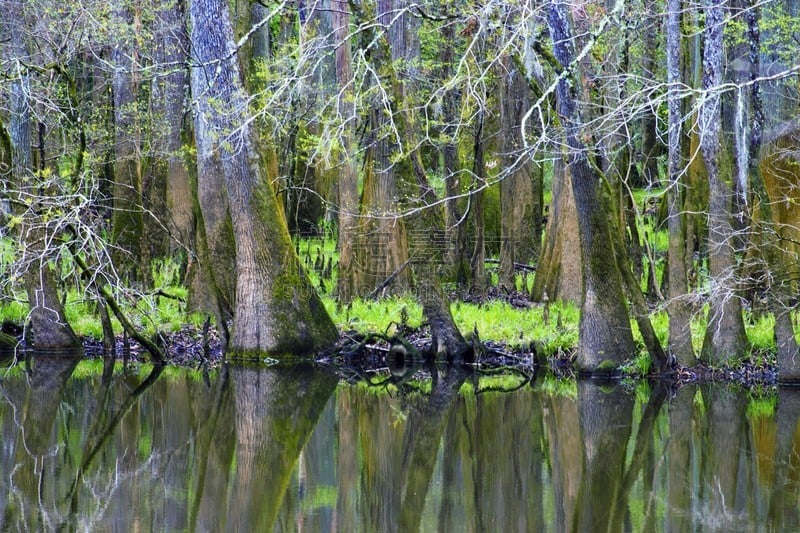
[699,0,748,364]
[151,0,194,261]
[666,0,696,364]
[498,56,538,290]
[440,12,470,288]
[640,1,662,188]
[547,1,636,372]
[333,0,359,304]
[750,1,800,380]
[5,9,81,352]
[470,111,487,297]
[111,1,144,281]
[531,158,582,304]
[365,0,469,361]
[190,0,338,356]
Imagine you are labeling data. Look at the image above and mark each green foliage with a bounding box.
[0,298,28,325]
[302,486,338,512]
[452,299,578,353]
[330,295,423,334]
[746,313,776,352]
[620,352,652,377]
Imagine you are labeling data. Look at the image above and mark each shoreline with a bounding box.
[0,323,783,389]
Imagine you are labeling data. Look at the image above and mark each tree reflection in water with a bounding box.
[1,360,800,530]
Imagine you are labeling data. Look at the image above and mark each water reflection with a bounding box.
[2,354,80,531]
[2,361,800,531]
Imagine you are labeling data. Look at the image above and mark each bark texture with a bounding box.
[110,1,144,280]
[531,158,582,304]
[190,0,337,356]
[498,56,539,289]
[666,0,695,364]
[152,0,194,258]
[333,0,360,304]
[547,1,636,372]
[699,0,748,364]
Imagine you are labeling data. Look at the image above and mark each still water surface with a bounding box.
[0,356,797,531]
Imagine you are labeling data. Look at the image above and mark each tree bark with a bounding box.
[699,0,748,364]
[369,0,469,361]
[666,0,696,364]
[110,1,144,281]
[439,10,470,287]
[498,56,538,290]
[151,0,194,261]
[190,0,338,356]
[333,0,360,304]
[547,0,636,372]
[531,158,582,304]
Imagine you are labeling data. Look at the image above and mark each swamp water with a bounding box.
[0,356,797,532]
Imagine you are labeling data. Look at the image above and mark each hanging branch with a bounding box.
[63,227,166,364]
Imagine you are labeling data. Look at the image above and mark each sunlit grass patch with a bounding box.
[328,295,423,334]
[746,312,776,353]
[0,297,28,324]
[452,299,578,352]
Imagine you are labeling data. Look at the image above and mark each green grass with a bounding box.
[0,231,791,369]
[0,296,28,324]
[746,312,777,352]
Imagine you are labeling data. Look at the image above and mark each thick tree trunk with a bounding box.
[151,0,194,260]
[699,0,748,364]
[744,2,800,381]
[547,1,636,372]
[351,0,411,298]
[366,0,469,361]
[440,13,470,287]
[333,0,359,304]
[666,0,696,364]
[110,2,144,281]
[498,57,538,290]
[358,132,411,296]
[531,158,582,304]
[190,0,337,356]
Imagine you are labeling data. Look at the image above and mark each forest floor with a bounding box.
[0,285,779,388]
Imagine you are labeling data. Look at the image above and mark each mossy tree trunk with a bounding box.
[110,1,144,282]
[531,158,582,305]
[699,0,748,364]
[190,0,338,356]
[749,0,800,381]
[470,110,487,297]
[371,0,470,361]
[547,1,636,372]
[666,0,696,364]
[151,0,194,263]
[498,54,539,290]
[439,10,470,288]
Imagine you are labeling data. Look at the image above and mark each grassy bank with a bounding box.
[0,235,788,378]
